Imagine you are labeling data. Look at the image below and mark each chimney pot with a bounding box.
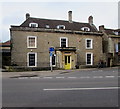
[99,25,105,31]
[26,13,30,20]
[88,16,93,25]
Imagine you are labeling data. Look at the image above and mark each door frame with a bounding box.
[64,54,71,69]
[27,52,37,67]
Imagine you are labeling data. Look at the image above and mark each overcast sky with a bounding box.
[0,0,119,42]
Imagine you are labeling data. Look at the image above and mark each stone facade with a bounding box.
[10,27,103,69]
[10,12,103,69]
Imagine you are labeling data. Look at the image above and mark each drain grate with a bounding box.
[60,71,69,74]
[10,74,38,78]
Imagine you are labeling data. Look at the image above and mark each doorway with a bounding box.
[64,55,71,69]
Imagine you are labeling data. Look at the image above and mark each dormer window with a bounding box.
[46,24,50,28]
[114,31,118,35]
[57,25,65,29]
[81,27,90,32]
[29,23,38,28]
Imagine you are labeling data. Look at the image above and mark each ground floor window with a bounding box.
[27,52,37,67]
[50,54,56,67]
[86,53,93,65]
[52,54,56,66]
[118,55,120,63]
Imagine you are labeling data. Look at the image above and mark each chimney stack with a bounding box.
[68,11,72,23]
[88,16,93,25]
[26,13,30,20]
[99,25,105,31]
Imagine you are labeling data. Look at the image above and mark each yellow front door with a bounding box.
[64,55,71,69]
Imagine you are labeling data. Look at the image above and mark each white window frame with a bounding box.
[60,37,68,47]
[86,52,93,65]
[85,38,93,49]
[27,52,37,67]
[29,23,38,27]
[27,36,37,48]
[57,25,65,29]
[81,27,90,31]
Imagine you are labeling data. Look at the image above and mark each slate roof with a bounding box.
[20,17,98,32]
[0,40,10,47]
[104,28,120,35]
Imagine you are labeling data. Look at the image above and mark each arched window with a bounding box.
[29,23,38,27]
[81,27,90,31]
[57,25,65,29]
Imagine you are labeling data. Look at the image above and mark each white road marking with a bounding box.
[30,77,40,79]
[68,77,77,79]
[93,76,103,78]
[43,77,53,79]
[19,77,28,79]
[98,70,103,72]
[105,76,115,78]
[80,76,90,79]
[43,87,119,91]
[56,77,65,79]
[14,75,118,79]
[92,71,97,72]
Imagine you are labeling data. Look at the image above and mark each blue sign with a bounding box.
[50,52,53,56]
[49,47,54,52]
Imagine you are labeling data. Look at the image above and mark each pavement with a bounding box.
[2,69,77,78]
[2,67,119,78]
[1,68,96,78]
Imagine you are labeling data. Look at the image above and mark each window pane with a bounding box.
[87,40,91,48]
[65,56,67,65]
[118,55,120,62]
[31,24,36,27]
[61,38,66,47]
[68,56,70,63]
[87,54,91,64]
[29,23,38,27]
[29,54,35,66]
[52,55,56,65]
[29,37,35,47]
[118,42,120,52]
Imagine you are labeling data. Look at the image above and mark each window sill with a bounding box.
[27,47,37,49]
[86,48,93,50]
[86,64,93,65]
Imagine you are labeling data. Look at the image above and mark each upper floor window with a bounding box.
[29,23,38,27]
[27,36,37,48]
[57,25,65,29]
[81,27,90,32]
[85,38,93,49]
[60,37,68,47]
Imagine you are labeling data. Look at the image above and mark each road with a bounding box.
[2,67,119,107]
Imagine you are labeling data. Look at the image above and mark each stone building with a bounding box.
[99,25,120,67]
[0,40,11,66]
[10,11,103,70]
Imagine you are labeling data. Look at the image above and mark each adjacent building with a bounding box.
[99,25,120,67]
[10,11,103,70]
[0,40,11,66]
